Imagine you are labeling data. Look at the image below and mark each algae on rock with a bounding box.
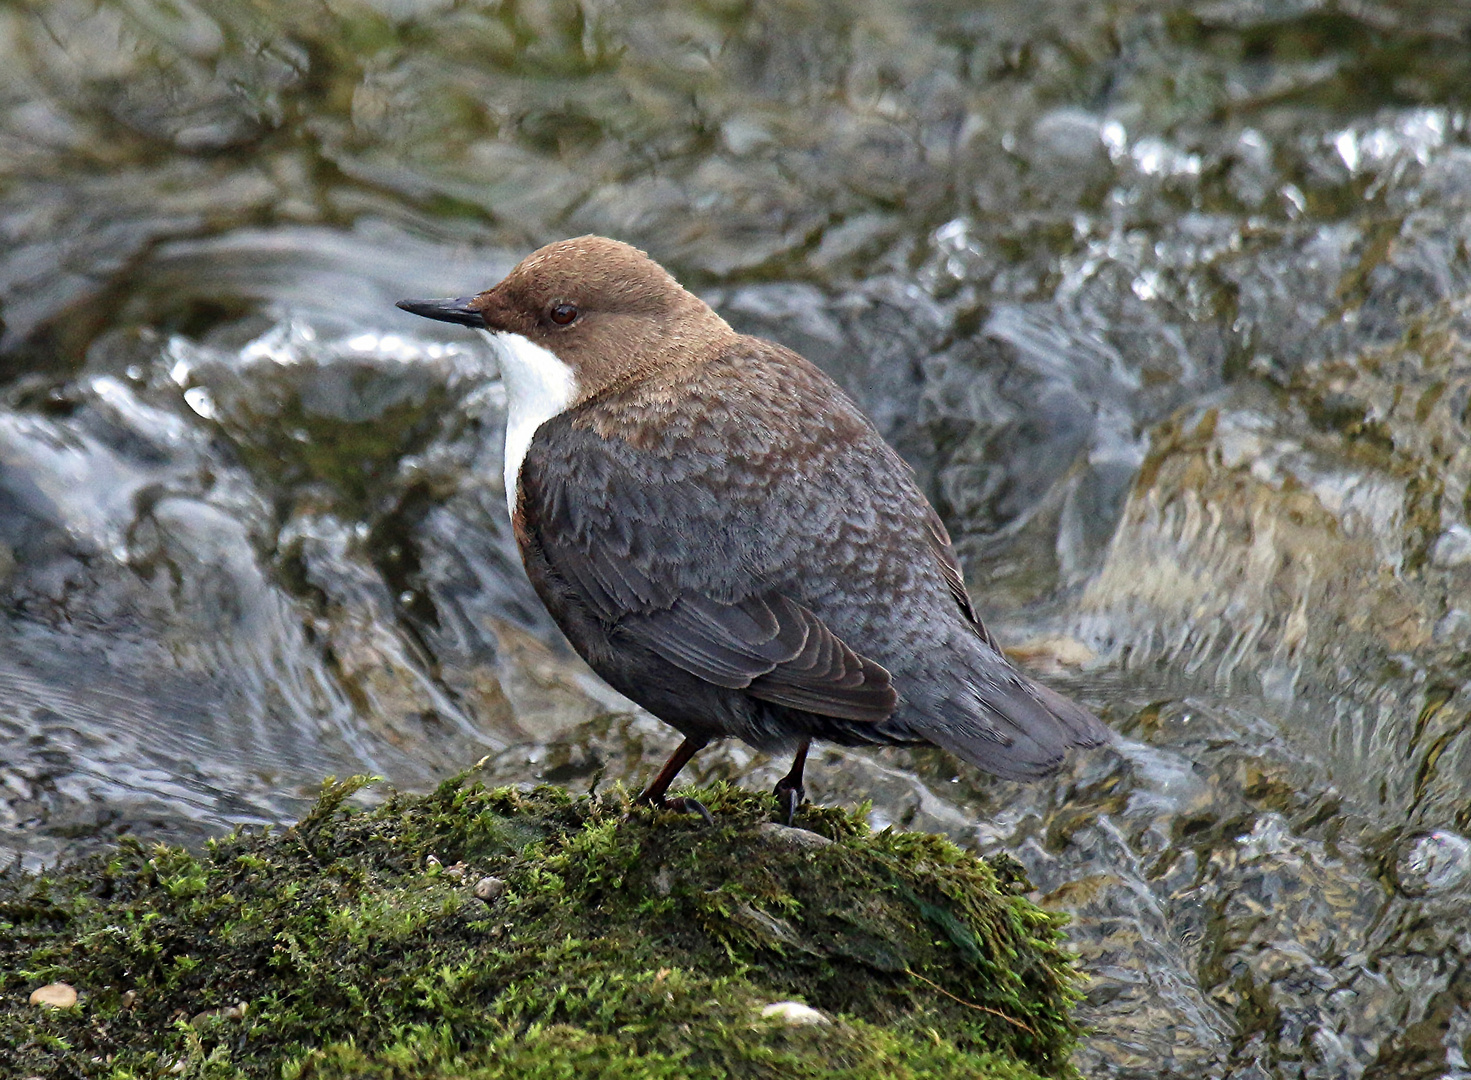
[1,774,1086,1079]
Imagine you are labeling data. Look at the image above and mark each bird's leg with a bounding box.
[636,736,713,824]
[773,739,810,826]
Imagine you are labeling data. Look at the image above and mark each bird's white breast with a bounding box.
[478,329,579,517]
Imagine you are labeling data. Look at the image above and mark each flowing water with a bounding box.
[4,0,1471,1074]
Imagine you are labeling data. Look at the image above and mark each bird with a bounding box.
[398,235,1109,823]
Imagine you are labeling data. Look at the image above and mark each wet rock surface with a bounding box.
[3,0,1471,1076]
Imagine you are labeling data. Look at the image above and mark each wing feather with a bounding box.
[523,423,896,723]
[923,506,1012,655]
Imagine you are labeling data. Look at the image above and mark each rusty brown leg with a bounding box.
[636,736,713,824]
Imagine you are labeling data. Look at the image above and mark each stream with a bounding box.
[3,1,1471,1075]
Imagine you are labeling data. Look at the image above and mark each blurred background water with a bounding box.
[4,0,1471,1074]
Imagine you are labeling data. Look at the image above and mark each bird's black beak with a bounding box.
[395,296,487,329]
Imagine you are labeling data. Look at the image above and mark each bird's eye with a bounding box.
[548,302,579,326]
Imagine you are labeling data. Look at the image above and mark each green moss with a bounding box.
[0,775,1086,1080]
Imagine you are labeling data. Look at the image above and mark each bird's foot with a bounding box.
[637,793,714,825]
[668,795,715,825]
[773,780,805,827]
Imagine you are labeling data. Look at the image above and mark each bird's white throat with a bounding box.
[479,330,579,516]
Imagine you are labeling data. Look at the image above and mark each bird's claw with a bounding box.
[773,783,805,826]
[664,795,715,825]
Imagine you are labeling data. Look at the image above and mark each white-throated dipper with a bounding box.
[399,236,1109,822]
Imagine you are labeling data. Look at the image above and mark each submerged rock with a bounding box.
[0,774,1086,1079]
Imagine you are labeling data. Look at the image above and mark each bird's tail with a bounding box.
[891,662,1111,782]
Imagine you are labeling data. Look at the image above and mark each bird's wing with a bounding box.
[922,506,987,628]
[519,418,896,723]
[920,506,1107,751]
[638,592,895,722]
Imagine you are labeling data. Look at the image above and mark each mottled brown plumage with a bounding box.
[398,236,1110,821]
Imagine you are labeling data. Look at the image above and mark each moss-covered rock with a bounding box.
[0,775,1086,1079]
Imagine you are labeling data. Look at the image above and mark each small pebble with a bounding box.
[759,1001,829,1026]
[192,1000,249,1026]
[445,861,468,881]
[120,990,137,1009]
[29,982,78,1009]
[474,875,507,902]
[425,855,442,871]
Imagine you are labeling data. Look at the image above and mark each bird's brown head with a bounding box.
[398,236,734,400]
